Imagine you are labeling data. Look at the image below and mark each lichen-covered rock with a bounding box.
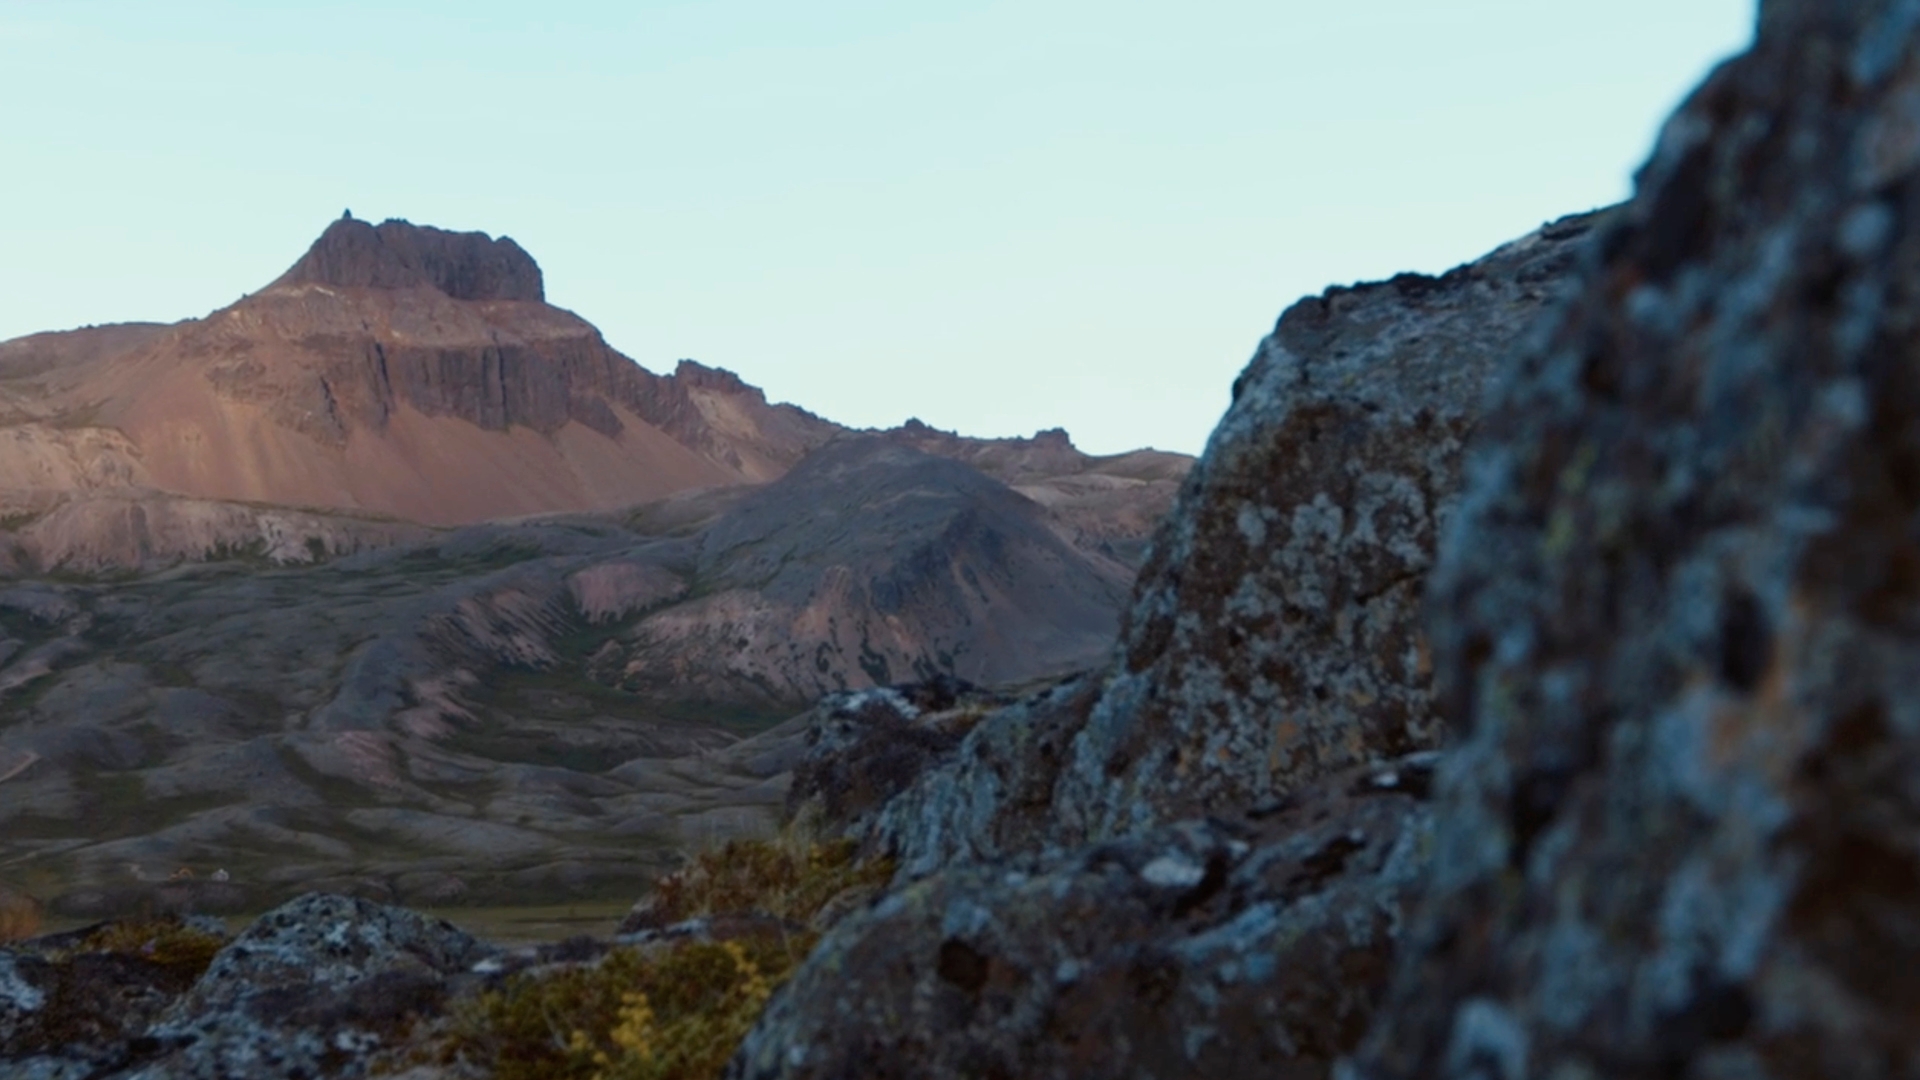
[872,214,1602,873]
[131,893,492,1079]
[1053,213,1600,838]
[1353,4,1920,1077]
[732,757,1436,1080]
[869,674,1105,875]
[783,677,1004,838]
[0,917,231,1077]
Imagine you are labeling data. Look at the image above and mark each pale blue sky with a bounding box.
[0,1,1753,455]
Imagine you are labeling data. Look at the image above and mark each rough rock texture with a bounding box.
[782,677,1005,836]
[1055,213,1601,837]
[0,919,231,1077]
[273,216,546,302]
[1353,4,1920,1077]
[723,201,1602,1080]
[0,897,490,1079]
[133,894,490,1079]
[731,757,1436,1080]
[862,215,1602,879]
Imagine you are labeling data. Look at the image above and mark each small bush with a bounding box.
[441,933,814,1080]
[74,918,226,979]
[413,837,892,1080]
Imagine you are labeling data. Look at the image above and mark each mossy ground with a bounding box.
[409,835,891,1080]
[66,916,227,980]
[436,934,812,1080]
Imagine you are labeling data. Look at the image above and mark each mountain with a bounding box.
[0,217,835,527]
[0,216,1189,573]
[0,218,1182,911]
[604,437,1136,710]
[0,436,1136,914]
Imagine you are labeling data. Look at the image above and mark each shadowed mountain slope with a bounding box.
[605,438,1135,710]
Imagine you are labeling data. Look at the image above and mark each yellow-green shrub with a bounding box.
[74,917,226,978]
[442,933,814,1080]
[417,836,892,1080]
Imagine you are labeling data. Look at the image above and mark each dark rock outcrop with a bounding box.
[0,918,232,1077]
[1056,214,1601,837]
[725,200,1602,1077]
[1353,4,1920,1077]
[782,678,1004,836]
[0,896,489,1079]
[140,894,489,1078]
[866,214,1601,880]
[272,217,546,302]
[732,757,1437,1080]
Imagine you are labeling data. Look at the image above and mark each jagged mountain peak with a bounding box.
[269,215,545,303]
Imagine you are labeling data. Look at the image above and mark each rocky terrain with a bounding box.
[724,208,1603,1080]
[9,0,1918,1077]
[733,2,1920,1077]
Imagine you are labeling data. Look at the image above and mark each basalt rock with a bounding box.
[731,757,1437,1080]
[0,218,1192,536]
[0,916,233,1078]
[867,213,1602,878]
[134,893,492,1079]
[724,207,1602,1080]
[1052,211,1603,839]
[1353,4,1920,1077]
[272,216,546,302]
[0,897,490,1079]
[782,678,1006,838]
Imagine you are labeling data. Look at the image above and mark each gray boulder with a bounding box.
[726,194,1603,1079]
[1353,2,1920,1077]
[871,212,1602,878]
[733,758,1436,1080]
[131,894,491,1079]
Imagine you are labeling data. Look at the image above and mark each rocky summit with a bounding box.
[274,216,547,302]
[9,0,1920,1077]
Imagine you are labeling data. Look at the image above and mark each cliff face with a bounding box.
[850,214,1602,878]
[270,215,546,301]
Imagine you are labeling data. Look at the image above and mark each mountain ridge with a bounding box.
[0,216,1190,567]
